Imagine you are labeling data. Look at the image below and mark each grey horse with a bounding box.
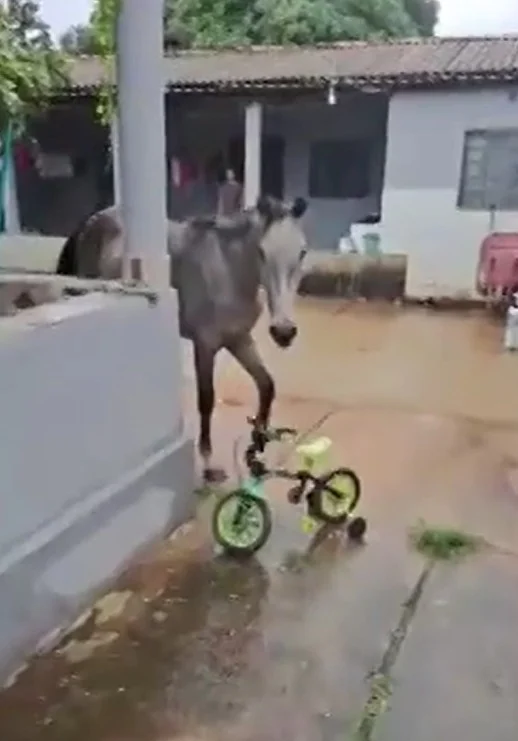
[56,195,309,481]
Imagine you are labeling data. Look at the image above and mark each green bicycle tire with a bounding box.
[308,467,361,525]
[212,490,272,557]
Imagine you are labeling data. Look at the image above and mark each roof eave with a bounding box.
[58,69,518,99]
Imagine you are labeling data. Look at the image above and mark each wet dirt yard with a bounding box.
[2,300,518,741]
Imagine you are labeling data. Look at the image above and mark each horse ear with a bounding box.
[291,197,307,219]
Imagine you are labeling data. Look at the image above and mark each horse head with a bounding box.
[255,195,308,348]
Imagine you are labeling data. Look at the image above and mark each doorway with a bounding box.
[227,135,285,199]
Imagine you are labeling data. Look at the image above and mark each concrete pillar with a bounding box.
[116,0,169,289]
[244,101,262,208]
[110,116,121,205]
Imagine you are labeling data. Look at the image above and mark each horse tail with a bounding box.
[56,226,81,275]
[56,217,90,275]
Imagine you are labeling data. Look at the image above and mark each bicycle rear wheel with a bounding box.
[212,490,272,556]
[308,467,361,525]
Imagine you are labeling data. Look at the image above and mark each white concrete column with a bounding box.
[116,0,169,289]
[244,101,262,208]
[110,116,121,205]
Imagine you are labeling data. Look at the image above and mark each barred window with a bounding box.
[458,129,518,210]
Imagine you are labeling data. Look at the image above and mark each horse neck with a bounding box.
[227,236,262,300]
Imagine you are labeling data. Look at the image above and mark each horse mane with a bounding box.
[187,195,296,238]
[188,211,255,237]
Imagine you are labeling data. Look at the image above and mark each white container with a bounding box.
[504,303,518,351]
[338,234,357,254]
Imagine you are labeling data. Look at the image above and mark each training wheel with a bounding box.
[347,516,367,541]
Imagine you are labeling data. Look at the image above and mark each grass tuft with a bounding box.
[349,674,392,740]
[410,521,483,561]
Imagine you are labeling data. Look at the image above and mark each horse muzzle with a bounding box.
[269,323,298,348]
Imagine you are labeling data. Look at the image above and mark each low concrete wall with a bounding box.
[299,252,407,300]
[0,235,63,273]
[0,291,194,683]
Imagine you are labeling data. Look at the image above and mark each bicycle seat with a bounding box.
[296,436,332,462]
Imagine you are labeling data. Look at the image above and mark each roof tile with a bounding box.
[68,36,518,92]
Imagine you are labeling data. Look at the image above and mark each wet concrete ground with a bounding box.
[2,301,518,740]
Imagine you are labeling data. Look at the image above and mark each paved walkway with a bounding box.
[1,302,518,741]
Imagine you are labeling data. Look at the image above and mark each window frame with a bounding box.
[308,138,372,200]
[457,127,518,211]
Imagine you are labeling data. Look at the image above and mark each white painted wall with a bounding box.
[381,88,518,300]
[0,292,194,682]
[271,96,388,251]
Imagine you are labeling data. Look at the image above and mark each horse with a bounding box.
[56,194,309,481]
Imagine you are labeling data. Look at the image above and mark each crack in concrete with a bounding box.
[351,563,434,740]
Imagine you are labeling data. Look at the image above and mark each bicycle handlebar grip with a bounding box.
[246,417,297,442]
[274,426,298,438]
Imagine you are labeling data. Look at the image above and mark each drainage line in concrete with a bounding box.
[351,562,434,740]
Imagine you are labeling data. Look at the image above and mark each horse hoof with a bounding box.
[203,467,227,484]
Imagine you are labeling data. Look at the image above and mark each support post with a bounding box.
[110,116,121,205]
[116,0,169,289]
[244,102,262,208]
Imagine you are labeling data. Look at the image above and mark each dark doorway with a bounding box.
[226,135,285,198]
[261,136,285,199]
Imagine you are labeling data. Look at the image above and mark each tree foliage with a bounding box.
[164,0,439,48]
[402,0,439,36]
[59,24,101,55]
[65,0,439,57]
[0,0,67,132]
[88,0,120,123]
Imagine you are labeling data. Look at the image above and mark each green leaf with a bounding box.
[0,1,69,133]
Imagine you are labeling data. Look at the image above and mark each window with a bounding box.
[36,152,74,179]
[458,129,518,210]
[309,139,371,199]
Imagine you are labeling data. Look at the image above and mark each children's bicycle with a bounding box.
[211,418,367,556]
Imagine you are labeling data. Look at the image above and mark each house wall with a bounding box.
[0,291,194,683]
[167,94,388,250]
[381,87,518,300]
[268,96,388,251]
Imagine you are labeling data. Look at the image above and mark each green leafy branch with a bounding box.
[91,0,120,124]
[0,1,68,136]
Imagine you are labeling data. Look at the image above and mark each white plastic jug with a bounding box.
[504,302,518,351]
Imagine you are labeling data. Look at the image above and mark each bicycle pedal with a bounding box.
[287,485,302,504]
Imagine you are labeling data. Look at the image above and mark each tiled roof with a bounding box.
[68,35,518,93]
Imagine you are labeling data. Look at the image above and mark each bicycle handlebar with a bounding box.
[246,417,297,445]
[242,418,298,478]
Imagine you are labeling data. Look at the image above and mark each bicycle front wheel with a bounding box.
[212,490,272,556]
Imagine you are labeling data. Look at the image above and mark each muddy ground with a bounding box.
[1,300,518,741]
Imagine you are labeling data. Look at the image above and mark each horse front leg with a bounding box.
[193,342,226,483]
[226,334,275,429]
